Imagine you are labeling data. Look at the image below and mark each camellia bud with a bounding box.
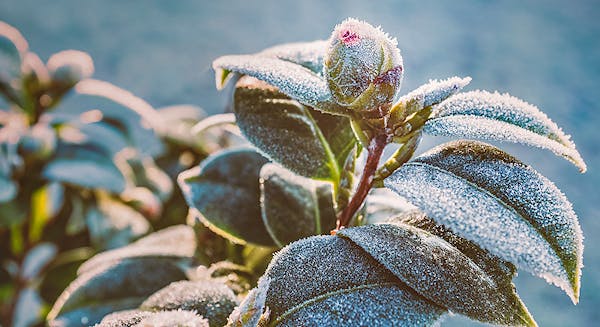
[324,18,403,114]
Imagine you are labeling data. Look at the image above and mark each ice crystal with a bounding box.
[385,141,582,302]
[424,90,586,172]
[260,235,445,326]
[213,55,343,115]
[134,310,208,327]
[338,223,535,326]
[227,277,271,327]
[140,280,238,327]
[95,310,150,327]
[397,76,471,109]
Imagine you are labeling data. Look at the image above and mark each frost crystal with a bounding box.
[259,40,328,74]
[424,90,586,171]
[397,76,472,108]
[385,141,583,302]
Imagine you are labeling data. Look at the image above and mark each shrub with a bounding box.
[48,18,586,326]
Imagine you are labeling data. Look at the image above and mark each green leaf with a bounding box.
[43,147,126,193]
[233,76,355,181]
[178,148,275,246]
[0,176,17,202]
[338,223,535,326]
[140,280,238,327]
[135,310,209,327]
[78,225,196,275]
[233,235,445,326]
[0,21,27,84]
[29,182,64,242]
[47,257,189,327]
[398,76,471,109]
[260,164,336,247]
[423,90,587,172]
[385,140,583,302]
[115,150,173,201]
[258,40,328,74]
[360,188,416,225]
[213,55,347,115]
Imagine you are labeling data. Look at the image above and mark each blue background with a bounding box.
[1,1,598,326]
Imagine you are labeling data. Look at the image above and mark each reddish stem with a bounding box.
[335,133,387,230]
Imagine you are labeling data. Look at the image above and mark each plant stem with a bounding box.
[335,133,387,230]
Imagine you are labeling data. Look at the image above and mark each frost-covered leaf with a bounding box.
[242,235,445,326]
[76,120,129,156]
[134,310,208,327]
[95,310,150,327]
[360,188,417,225]
[260,164,336,247]
[385,140,583,302]
[234,76,355,180]
[397,76,471,109]
[213,55,346,115]
[79,225,196,275]
[140,280,238,327]
[115,149,173,201]
[338,223,535,326]
[0,21,27,84]
[47,50,94,87]
[178,148,274,246]
[48,257,188,327]
[424,90,586,172]
[226,277,270,327]
[43,147,126,193]
[259,40,328,74]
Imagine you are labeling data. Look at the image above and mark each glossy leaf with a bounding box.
[424,90,586,172]
[78,225,196,275]
[385,140,583,302]
[178,148,274,246]
[259,40,328,74]
[48,257,188,326]
[213,55,347,115]
[234,76,355,180]
[140,280,238,327]
[338,223,535,326]
[233,235,445,326]
[260,163,336,246]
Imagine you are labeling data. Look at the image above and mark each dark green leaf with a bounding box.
[234,76,355,180]
[178,148,274,246]
[338,223,535,326]
[230,236,445,326]
[140,280,238,327]
[47,257,188,326]
[423,90,587,172]
[79,225,196,275]
[385,140,583,302]
[260,164,336,247]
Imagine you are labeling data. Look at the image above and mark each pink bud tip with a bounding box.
[339,29,360,45]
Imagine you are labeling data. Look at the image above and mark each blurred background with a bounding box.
[1,0,598,326]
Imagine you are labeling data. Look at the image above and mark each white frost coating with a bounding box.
[227,276,271,326]
[135,309,208,327]
[431,90,578,149]
[259,40,328,74]
[424,115,587,172]
[213,55,339,112]
[384,164,574,300]
[397,76,472,108]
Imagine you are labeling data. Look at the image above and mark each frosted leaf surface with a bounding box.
[178,148,274,246]
[424,90,586,171]
[397,76,471,109]
[385,140,583,302]
[78,225,196,275]
[259,40,328,74]
[133,310,208,327]
[234,76,355,180]
[338,223,535,326]
[48,257,188,326]
[95,310,150,327]
[261,235,445,326]
[140,280,238,327]
[213,55,345,115]
[226,276,271,327]
[361,188,417,225]
[260,163,336,247]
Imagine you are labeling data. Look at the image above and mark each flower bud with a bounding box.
[324,18,403,112]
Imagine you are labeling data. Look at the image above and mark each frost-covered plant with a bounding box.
[195,18,585,326]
